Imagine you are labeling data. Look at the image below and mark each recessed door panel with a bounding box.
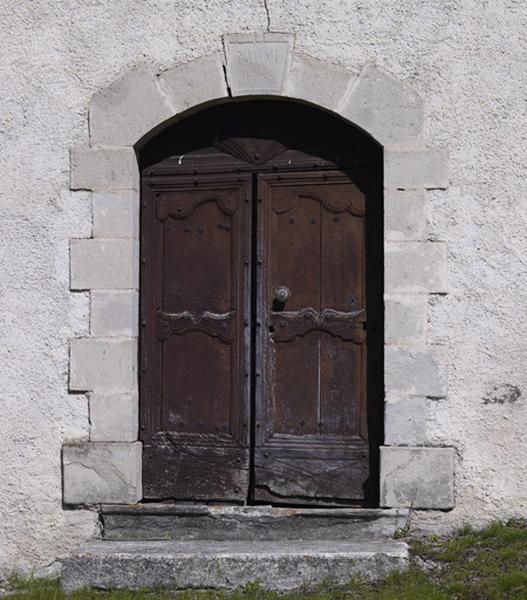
[273,334,320,435]
[162,200,234,313]
[161,332,232,433]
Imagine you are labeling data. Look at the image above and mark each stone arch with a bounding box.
[64,31,454,511]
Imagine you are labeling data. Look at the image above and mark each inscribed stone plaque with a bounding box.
[224,32,294,95]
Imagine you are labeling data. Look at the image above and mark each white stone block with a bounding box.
[224,32,294,95]
[340,62,423,145]
[69,338,137,392]
[285,52,355,111]
[385,146,448,189]
[385,346,448,398]
[92,191,139,239]
[63,442,142,504]
[384,396,429,445]
[70,239,139,290]
[385,294,427,345]
[385,242,447,294]
[89,63,174,147]
[89,392,138,442]
[384,189,426,241]
[159,54,228,113]
[380,446,455,509]
[70,146,138,191]
[91,290,138,337]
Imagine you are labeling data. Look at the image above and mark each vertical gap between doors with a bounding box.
[247,172,259,504]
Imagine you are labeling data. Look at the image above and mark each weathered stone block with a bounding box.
[62,539,409,592]
[92,191,139,239]
[385,346,448,398]
[285,52,355,111]
[63,442,142,504]
[385,294,427,345]
[159,54,228,112]
[101,505,410,541]
[384,396,429,445]
[91,290,138,337]
[380,446,455,509]
[385,242,447,294]
[224,32,294,95]
[89,64,174,146]
[384,189,426,241]
[385,146,448,189]
[70,147,138,191]
[69,338,137,391]
[70,239,139,290]
[340,63,423,145]
[89,392,138,442]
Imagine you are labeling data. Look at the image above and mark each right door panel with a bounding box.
[254,171,370,504]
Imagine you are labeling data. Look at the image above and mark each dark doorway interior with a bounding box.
[139,100,383,506]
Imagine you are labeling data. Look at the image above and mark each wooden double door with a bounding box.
[140,155,380,505]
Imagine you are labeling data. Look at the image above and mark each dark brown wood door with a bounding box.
[141,175,252,501]
[141,168,374,504]
[253,171,370,504]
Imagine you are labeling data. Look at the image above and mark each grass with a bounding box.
[4,520,527,600]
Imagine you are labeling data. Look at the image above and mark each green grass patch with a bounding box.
[4,520,527,600]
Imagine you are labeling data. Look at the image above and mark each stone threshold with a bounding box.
[101,503,408,517]
[100,504,409,541]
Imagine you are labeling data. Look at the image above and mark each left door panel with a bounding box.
[140,175,252,501]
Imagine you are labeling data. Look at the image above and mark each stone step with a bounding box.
[62,539,409,592]
[101,504,409,541]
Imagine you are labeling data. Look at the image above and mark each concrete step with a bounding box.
[101,504,409,541]
[62,539,409,592]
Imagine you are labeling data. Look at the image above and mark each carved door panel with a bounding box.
[141,175,251,501]
[253,171,369,504]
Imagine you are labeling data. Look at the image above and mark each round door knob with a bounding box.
[274,286,291,303]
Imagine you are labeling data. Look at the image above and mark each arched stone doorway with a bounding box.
[64,33,454,511]
[139,100,384,505]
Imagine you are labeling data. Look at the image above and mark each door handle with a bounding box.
[274,286,291,303]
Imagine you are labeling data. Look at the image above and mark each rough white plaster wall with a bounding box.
[0,0,526,574]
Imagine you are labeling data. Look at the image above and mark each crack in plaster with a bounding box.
[263,0,271,31]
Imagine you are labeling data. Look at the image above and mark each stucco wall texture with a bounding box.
[1,0,526,577]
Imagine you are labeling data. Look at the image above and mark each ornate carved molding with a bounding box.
[156,194,236,221]
[270,307,366,342]
[272,188,365,216]
[213,136,288,165]
[156,310,236,342]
